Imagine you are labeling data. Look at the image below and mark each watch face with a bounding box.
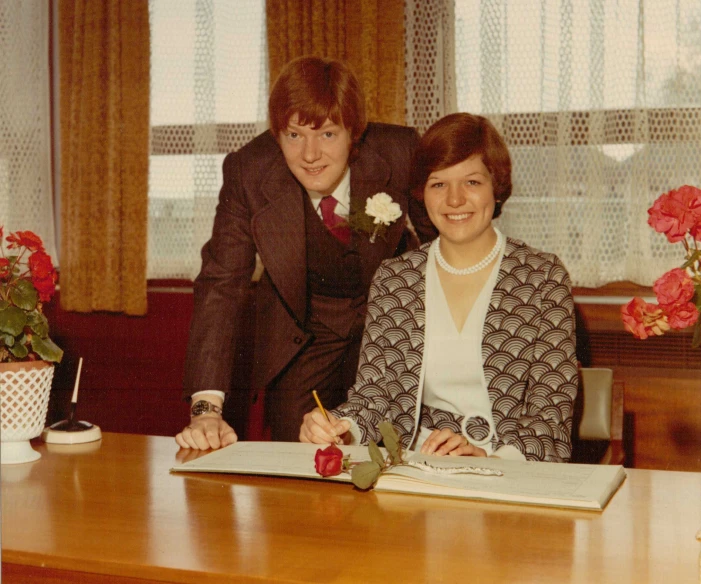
[191,400,212,416]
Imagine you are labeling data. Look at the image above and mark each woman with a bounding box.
[299,113,578,462]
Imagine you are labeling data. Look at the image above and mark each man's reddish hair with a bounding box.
[269,56,367,144]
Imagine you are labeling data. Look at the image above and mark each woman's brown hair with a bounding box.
[410,113,512,218]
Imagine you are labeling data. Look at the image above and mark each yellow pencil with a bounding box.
[312,390,330,421]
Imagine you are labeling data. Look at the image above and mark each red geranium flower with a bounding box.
[28,251,57,302]
[0,257,10,280]
[647,185,701,243]
[664,302,700,330]
[6,230,45,252]
[653,268,695,307]
[621,298,670,340]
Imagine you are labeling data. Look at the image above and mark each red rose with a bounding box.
[653,268,695,307]
[647,185,701,243]
[314,444,344,477]
[664,301,700,330]
[6,230,45,252]
[621,297,670,340]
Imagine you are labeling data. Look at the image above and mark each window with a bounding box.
[148,0,268,279]
[450,0,701,287]
[1,1,56,261]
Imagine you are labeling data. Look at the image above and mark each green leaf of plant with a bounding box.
[379,421,403,464]
[350,461,382,490]
[0,306,27,336]
[31,335,63,362]
[692,317,701,349]
[681,250,701,269]
[368,440,385,468]
[9,341,28,359]
[0,299,8,310]
[26,310,48,337]
[0,332,15,347]
[9,278,38,311]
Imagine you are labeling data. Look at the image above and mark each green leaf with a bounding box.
[31,335,63,363]
[379,421,403,464]
[0,305,27,336]
[0,332,15,347]
[9,341,28,359]
[26,310,48,337]
[681,250,701,269]
[9,279,38,311]
[692,317,701,349]
[368,440,386,468]
[350,461,382,490]
[0,299,8,310]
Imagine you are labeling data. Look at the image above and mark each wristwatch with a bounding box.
[190,400,223,417]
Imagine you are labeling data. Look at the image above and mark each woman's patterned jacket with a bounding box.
[330,237,578,462]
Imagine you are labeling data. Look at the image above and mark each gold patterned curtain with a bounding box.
[266,0,406,125]
[58,0,149,315]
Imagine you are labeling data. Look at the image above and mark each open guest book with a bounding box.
[171,442,626,511]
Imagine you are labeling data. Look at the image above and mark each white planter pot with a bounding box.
[1,360,54,464]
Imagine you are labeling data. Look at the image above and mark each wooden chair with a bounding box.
[570,367,625,465]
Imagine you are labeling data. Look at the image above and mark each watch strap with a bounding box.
[190,400,223,417]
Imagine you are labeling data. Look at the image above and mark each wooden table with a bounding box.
[2,433,700,583]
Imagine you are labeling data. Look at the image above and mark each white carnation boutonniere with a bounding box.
[349,192,403,243]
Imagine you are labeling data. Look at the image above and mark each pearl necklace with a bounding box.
[435,230,503,276]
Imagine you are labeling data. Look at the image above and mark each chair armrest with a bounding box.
[610,380,625,443]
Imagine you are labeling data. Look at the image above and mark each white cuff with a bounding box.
[191,390,226,403]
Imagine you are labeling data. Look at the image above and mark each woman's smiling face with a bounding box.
[423,155,496,250]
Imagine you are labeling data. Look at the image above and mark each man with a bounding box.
[175,56,436,449]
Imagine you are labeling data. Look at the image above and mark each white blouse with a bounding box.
[415,236,525,461]
[415,238,501,451]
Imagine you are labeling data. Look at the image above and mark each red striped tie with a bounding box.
[319,196,351,245]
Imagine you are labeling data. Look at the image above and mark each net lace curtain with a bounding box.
[148,0,269,280]
[407,0,701,287]
[0,1,56,260]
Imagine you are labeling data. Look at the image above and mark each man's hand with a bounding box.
[175,413,237,450]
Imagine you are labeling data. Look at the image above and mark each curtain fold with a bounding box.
[59,0,149,314]
[266,0,406,125]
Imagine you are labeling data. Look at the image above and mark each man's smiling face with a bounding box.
[278,115,352,195]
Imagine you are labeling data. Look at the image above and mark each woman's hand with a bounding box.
[175,414,238,450]
[420,428,487,457]
[299,408,351,444]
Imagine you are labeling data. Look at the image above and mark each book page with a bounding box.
[382,454,626,509]
[171,441,366,482]
[171,442,626,510]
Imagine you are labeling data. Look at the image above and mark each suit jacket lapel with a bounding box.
[251,155,307,326]
[349,146,409,290]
